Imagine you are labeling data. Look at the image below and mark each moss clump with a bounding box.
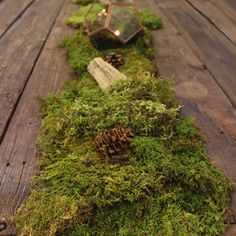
[65,4,92,28]
[16,75,230,235]
[139,8,163,30]
[60,30,101,74]
[61,29,156,75]
[16,3,231,236]
[40,75,180,143]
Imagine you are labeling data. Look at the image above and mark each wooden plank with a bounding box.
[0,0,78,234]
[224,0,236,12]
[186,0,236,45]
[210,0,236,25]
[137,0,236,234]
[154,0,236,109]
[0,0,64,144]
[225,225,236,235]
[0,0,35,38]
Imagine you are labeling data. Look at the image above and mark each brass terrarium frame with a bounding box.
[84,0,143,44]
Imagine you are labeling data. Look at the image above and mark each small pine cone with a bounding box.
[94,127,134,164]
[105,52,124,68]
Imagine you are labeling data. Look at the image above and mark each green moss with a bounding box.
[60,29,156,75]
[60,31,101,74]
[16,74,231,236]
[139,8,163,30]
[16,3,231,236]
[65,4,91,28]
[134,27,155,59]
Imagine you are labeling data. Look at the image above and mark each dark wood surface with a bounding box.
[0,0,35,38]
[211,0,236,25]
[0,0,236,235]
[154,0,236,108]
[0,0,77,235]
[187,0,236,44]
[224,0,236,11]
[0,0,64,143]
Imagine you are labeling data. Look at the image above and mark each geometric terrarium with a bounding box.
[84,0,143,48]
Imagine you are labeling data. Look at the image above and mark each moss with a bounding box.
[61,29,156,75]
[139,8,163,30]
[16,74,231,236]
[60,31,101,74]
[16,2,231,236]
[65,4,91,28]
[134,27,155,59]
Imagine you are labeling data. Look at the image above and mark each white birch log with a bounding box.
[88,57,127,90]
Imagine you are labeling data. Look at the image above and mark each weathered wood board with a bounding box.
[154,0,236,108]
[224,0,236,12]
[210,0,236,25]
[0,0,64,143]
[0,1,77,235]
[186,0,236,44]
[0,0,35,38]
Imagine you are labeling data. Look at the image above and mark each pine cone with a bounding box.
[94,127,134,164]
[105,52,124,68]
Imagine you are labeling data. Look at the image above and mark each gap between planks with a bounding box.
[210,0,236,26]
[0,0,64,144]
[185,0,236,45]
[0,0,36,38]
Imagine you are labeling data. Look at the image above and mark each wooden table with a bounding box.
[0,0,236,234]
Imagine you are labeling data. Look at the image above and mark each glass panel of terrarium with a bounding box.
[85,2,108,33]
[109,6,141,41]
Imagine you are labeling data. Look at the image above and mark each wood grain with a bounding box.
[0,0,64,144]
[137,0,236,234]
[186,0,236,44]
[224,0,236,12]
[0,0,35,38]
[154,0,236,109]
[0,0,79,235]
[210,0,236,25]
